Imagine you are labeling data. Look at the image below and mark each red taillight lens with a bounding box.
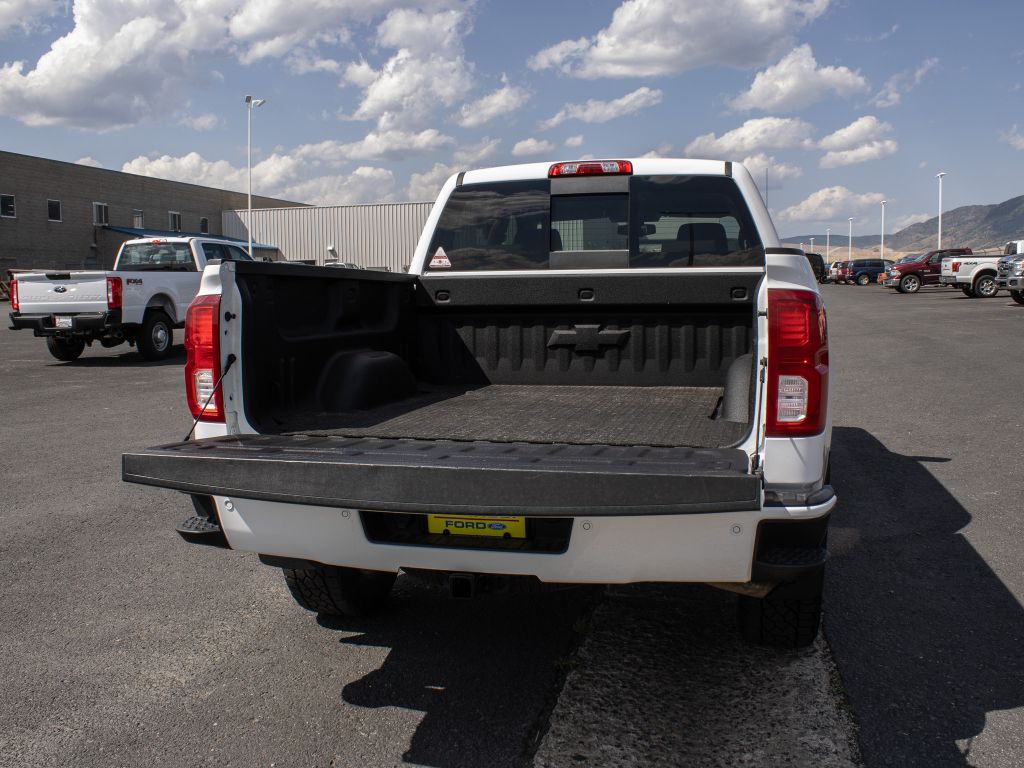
[184,294,224,422]
[766,289,828,437]
[549,160,633,177]
[9,277,18,312]
[951,262,961,272]
[106,276,122,310]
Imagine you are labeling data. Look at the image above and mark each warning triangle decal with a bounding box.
[429,247,452,268]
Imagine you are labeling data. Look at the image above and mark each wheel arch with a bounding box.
[145,294,177,324]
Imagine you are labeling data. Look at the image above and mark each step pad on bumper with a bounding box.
[124,434,759,517]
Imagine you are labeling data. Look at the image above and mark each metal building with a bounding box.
[223,202,433,272]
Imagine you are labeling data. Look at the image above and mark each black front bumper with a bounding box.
[9,310,122,336]
[122,434,761,517]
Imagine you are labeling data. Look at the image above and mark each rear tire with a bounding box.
[138,310,173,361]
[961,286,974,297]
[283,565,396,617]
[973,275,998,298]
[738,569,824,649]
[855,273,870,286]
[1011,290,1024,305]
[46,336,85,361]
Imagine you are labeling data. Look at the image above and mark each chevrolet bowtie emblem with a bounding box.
[547,324,630,352]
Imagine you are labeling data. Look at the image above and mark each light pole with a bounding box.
[245,94,267,257]
[810,237,815,253]
[848,217,853,260]
[936,172,946,249]
[826,228,831,262]
[880,200,886,260]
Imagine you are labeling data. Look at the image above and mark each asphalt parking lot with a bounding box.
[1,282,1022,767]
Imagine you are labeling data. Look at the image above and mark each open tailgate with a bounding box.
[122,435,760,517]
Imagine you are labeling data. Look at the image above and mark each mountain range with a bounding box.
[783,193,1024,254]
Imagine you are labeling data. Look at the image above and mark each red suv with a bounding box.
[883,248,972,293]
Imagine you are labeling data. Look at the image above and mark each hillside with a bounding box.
[784,193,1024,253]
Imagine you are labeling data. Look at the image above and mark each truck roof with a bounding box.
[461,158,735,185]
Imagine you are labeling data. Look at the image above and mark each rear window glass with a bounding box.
[425,175,763,271]
[116,242,195,271]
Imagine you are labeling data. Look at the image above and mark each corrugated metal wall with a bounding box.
[223,202,433,271]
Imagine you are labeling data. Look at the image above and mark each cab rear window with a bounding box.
[116,243,196,271]
[425,175,763,271]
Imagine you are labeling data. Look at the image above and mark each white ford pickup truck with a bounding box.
[122,158,835,648]
[9,237,256,361]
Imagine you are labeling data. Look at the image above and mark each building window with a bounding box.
[1,194,15,218]
[92,202,109,225]
[47,200,62,221]
[199,217,209,234]
[132,209,144,228]
[168,211,181,231]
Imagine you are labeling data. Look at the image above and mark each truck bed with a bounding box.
[282,383,748,448]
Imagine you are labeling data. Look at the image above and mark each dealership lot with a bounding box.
[2,283,1023,767]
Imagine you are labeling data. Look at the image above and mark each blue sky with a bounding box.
[1,0,1021,237]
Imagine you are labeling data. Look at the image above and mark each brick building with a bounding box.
[0,150,302,272]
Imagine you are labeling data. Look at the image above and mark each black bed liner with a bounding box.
[279,384,749,449]
[122,435,760,517]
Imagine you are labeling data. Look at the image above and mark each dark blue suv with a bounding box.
[845,258,894,285]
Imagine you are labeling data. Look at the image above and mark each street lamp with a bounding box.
[810,237,815,253]
[245,94,267,257]
[936,172,946,249]
[826,227,831,262]
[880,200,887,260]
[848,217,854,260]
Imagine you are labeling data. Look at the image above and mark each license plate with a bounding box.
[427,515,526,538]
[54,315,73,328]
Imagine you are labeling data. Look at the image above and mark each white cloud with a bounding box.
[294,129,454,163]
[1000,125,1024,150]
[0,0,61,36]
[120,150,396,205]
[406,162,456,201]
[453,137,501,165]
[778,186,885,222]
[565,135,584,148]
[456,79,530,128]
[891,212,931,231]
[729,45,868,112]
[75,156,103,168]
[528,0,830,78]
[741,153,802,181]
[512,138,554,157]
[685,117,814,157]
[344,7,474,131]
[641,143,674,158]
[873,57,938,107]
[179,113,221,132]
[820,140,898,168]
[286,49,343,75]
[818,116,897,168]
[540,86,662,130]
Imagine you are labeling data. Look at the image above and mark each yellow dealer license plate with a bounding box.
[427,515,526,538]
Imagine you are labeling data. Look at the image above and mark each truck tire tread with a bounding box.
[283,566,396,617]
[138,310,173,361]
[45,336,85,362]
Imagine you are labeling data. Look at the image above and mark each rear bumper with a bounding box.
[9,310,122,336]
[939,275,959,285]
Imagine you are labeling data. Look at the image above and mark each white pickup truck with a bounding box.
[122,158,835,648]
[939,241,1024,298]
[993,240,1024,303]
[8,237,256,361]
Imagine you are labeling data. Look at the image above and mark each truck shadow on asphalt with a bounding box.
[826,426,1024,767]
[56,346,186,367]
[320,586,601,768]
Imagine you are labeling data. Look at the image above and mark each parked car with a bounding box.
[882,248,973,293]
[939,252,1007,298]
[123,157,835,649]
[827,260,844,283]
[804,252,826,282]
[839,258,894,285]
[8,237,255,361]
[992,241,1024,303]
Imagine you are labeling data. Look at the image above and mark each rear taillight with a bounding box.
[106,276,122,310]
[766,289,828,437]
[549,160,633,177]
[9,277,18,312]
[184,294,224,422]
[951,262,961,272]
